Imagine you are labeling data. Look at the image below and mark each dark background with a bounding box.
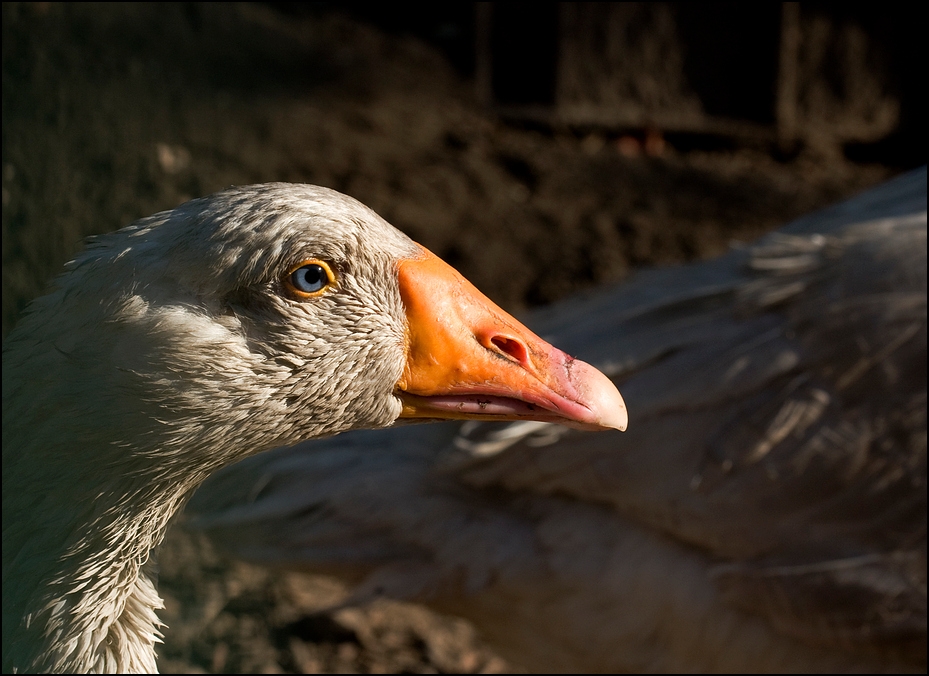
[2,2,923,671]
[4,2,924,339]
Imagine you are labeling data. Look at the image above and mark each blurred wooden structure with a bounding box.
[475,3,907,151]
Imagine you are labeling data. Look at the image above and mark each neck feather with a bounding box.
[2,451,202,673]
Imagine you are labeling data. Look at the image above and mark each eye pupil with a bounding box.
[302,266,322,285]
[291,263,329,294]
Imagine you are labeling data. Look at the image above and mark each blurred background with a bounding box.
[2,2,924,672]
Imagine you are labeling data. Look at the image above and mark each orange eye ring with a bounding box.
[283,259,337,299]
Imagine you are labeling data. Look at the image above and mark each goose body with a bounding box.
[1,184,625,673]
[191,168,927,672]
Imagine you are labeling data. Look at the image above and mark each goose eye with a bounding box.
[292,264,327,292]
[285,260,335,298]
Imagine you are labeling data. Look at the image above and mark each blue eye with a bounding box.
[286,261,334,296]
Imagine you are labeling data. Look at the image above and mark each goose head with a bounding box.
[2,183,625,672]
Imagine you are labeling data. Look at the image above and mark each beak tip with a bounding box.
[572,359,628,432]
[603,404,628,432]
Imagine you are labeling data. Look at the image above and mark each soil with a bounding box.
[1,3,911,672]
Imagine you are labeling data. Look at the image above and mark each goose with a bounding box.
[0,183,627,673]
[190,167,927,672]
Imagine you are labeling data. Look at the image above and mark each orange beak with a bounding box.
[395,246,627,431]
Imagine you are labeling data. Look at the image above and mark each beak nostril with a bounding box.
[491,335,530,366]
